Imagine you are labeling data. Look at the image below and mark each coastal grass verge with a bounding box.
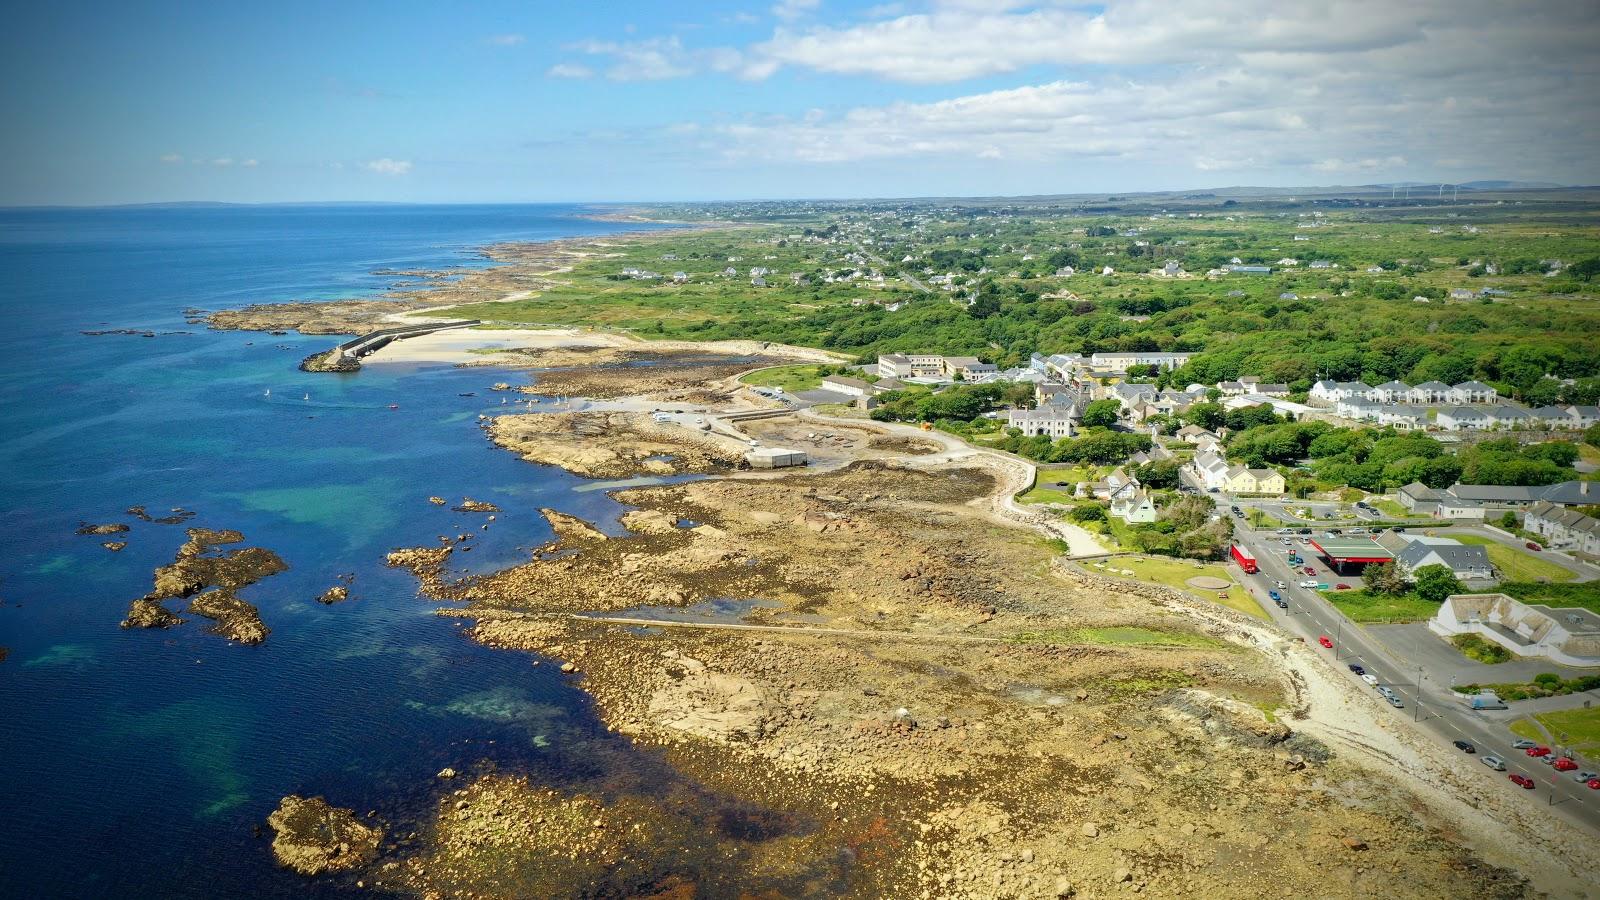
[1492,580,1600,616]
[738,364,825,393]
[1088,554,1267,620]
[1510,708,1600,757]
[1320,588,1440,624]
[1450,534,1576,583]
[1007,625,1228,650]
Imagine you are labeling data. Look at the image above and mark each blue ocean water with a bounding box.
[0,205,690,896]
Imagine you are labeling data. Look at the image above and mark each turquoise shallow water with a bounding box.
[0,205,731,896]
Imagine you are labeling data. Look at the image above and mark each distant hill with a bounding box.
[1456,180,1567,191]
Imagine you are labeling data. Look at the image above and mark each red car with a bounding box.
[1318,635,1334,649]
[1525,541,1542,551]
[1303,566,1316,575]
[1526,746,1551,757]
[1335,583,1351,590]
[1509,774,1535,789]
[1588,778,1600,790]
[1554,757,1578,771]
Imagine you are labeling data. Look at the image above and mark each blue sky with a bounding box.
[3,0,1598,205]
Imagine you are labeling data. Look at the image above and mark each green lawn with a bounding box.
[1246,508,1287,530]
[1370,498,1409,518]
[738,364,825,393]
[1090,555,1268,620]
[1493,581,1600,616]
[1018,485,1079,505]
[1512,708,1600,756]
[1451,534,1576,583]
[1322,588,1441,623]
[1450,633,1511,664]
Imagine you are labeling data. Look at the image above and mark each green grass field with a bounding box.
[1322,588,1441,623]
[1370,497,1409,518]
[1451,534,1576,583]
[738,364,824,393]
[1090,555,1267,620]
[1510,708,1600,756]
[1017,485,1078,505]
[1492,581,1600,615]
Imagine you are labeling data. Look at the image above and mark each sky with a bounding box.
[2,0,1599,205]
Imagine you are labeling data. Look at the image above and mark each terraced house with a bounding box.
[1524,501,1600,556]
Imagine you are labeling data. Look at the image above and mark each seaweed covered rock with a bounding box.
[121,597,185,630]
[187,590,269,644]
[266,795,382,876]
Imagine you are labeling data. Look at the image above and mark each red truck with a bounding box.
[1230,544,1258,574]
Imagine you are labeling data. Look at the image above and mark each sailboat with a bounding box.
[264,388,270,398]
[303,393,310,401]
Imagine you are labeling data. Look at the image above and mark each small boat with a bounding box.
[388,403,399,410]
[303,393,310,401]
[264,389,270,397]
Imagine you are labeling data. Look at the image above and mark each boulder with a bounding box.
[266,795,382,875]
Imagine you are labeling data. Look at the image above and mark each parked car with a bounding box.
[1270,590,1283,602]
[1526,746,1552,757]
[1554,757,1578,771]
[1452,740,1476,754]
[1274,580,1285,589]
[1385,694,1404,708]
[1589,778,1600,790]
[1334,583,1351,590]
[1573,770,1598,783]
[1509,774,1535,789]
[1525,541,1542,551]
[1303,566,1317,575]
[1298,528,1312,535]
[1361,673,1379,687]
[1347,663,1364,674]
[1274,597,1288,609]
[1512,739,1537,750]
[1318,635,1333,649]
[1481,755,1506,771]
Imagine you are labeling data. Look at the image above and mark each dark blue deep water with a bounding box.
[0,205,681,896]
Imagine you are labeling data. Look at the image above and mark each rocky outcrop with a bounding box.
[103,541,127,552]
[299,348,360,373]
[120,598,185,630]
[76,522,129,535]
[316,586,350,605]
[453,498,500,513]
[266,795,382,876]
[539,508,607,543]
[187,590,269,644]
[124,526,287,644]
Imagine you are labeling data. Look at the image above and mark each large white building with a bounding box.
[1007,404,1077,438]
[1429,593,1600,667]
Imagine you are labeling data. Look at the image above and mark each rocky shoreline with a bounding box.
[362,455,1546,898]
[485,410,747,479]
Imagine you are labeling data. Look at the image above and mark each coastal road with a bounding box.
[1230,520,1600,836]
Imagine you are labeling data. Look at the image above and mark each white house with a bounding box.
[1088,351,1196,373]
[1377,405,1429,430]
[1436,406,1494,431]
[1408,381,1453,404]
[1449,381,1499,404]
[1007,404,1076,438]
[1111,489,1158,524]
[1372,380,1412,403]
[1429,594,1600,668]
[1524,501,1600,555]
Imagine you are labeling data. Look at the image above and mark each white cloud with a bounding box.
[240,158,259,168]
[546,63,595,79]
[573,37,697,81]
[485,33,525,46]
[772,0,820,21]
[211,157,234,167]
[159,153,182,164]
[364,158,413,176]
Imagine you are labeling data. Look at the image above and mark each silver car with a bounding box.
[1574,771,1599,783]
[1511,739,1537,750]
[1482,755,1507,771]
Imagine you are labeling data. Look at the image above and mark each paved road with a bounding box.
[1230,520,1600,835]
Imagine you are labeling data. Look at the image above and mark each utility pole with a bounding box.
[1414,665,1423,721]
